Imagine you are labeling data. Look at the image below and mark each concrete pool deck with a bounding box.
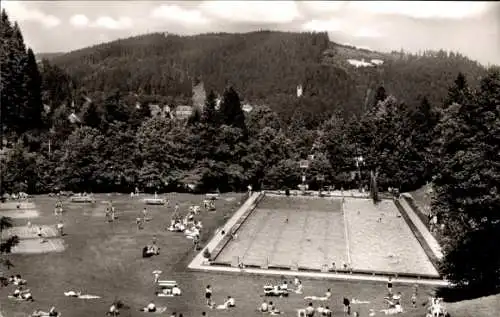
[189,192,449,286]
[400,194,444,260]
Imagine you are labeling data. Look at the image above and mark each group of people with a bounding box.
[5,274,34,305]
[167,203,206,250]
[204,285,236,310]
[426,297,448,317]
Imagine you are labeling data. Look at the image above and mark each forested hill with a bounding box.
[47,31,487,122]
[35,52,64,61]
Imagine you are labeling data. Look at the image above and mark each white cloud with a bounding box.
[353,27,383,38]
[302,19,342,32]
[151,5,209,24]
[69,14,90,27]
[3,1,61,28]
[91,16,133,30]
[349,1,491,19]
[299,1,347,15]
[201,1,300,24]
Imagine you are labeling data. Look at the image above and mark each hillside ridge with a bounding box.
[42,30,487,122]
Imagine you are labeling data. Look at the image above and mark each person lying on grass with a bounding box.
[351,298,371,304]
[323,306,333,317]
[31,306,60,317]
[172,284,182,296]
[304,288,332,301]
[385,292,402,307]
[11,286,34,301]
[64,290,101,299]
[9,274,27,285]
[140,301,157,312]
[185,226,199,237]
[143,242,160,257]
[213,296,235,310]
[168,220,185,232]
[263,285,288,297]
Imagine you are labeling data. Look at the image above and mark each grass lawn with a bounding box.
[446,294,500,317]
[1,193,438,317]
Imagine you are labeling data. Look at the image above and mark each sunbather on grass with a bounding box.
[172,285,181,296]
[304,288,331,301]
[140,301,157,312]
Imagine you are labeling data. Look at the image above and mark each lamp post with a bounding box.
[0,147,5,200]
[355,155,365,192]
[299,159,310,193]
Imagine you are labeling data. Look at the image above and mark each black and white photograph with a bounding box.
[0,1,499,316]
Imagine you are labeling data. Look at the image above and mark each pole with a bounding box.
[357,163,362,192]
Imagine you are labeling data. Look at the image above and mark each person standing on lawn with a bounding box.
[57,220,64,236]
[205,285,213,307]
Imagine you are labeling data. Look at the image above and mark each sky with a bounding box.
[3,1,500,66]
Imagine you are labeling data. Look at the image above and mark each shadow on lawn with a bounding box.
[436,285,500,303]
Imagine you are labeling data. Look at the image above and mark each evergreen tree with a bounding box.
[202,90,218,125]
[444,72,470,108]
[9,22,28,133]
[219,86,246,131]
[23,48,43,130]
[187,106,202,125]
[373,86,388,108]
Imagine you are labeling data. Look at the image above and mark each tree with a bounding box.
[201,90,218,125]
[0,216,13,245]
[57,127,106,191]
[433,69,500,294]
[187,106,202,125]
[373,86,388,107]
[23,48,43,130]
[0,216,18,267]
[444,72,470,108]
[219,86,246,132]
[81,100,103,129]
[263,159,301,190]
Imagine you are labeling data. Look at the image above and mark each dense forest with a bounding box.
[44,30,487,125]
[1,10,499,294]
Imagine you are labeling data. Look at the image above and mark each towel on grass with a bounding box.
[64,291,101,299]
[352,298,371,304]
[140,307,167,314]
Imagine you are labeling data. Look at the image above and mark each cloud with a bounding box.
[201,1,300,24]
[302,19,342,32]
[3,1,61,28]
[69,14,90,27]
[349,1,491,19]
[91,16,133,30]
[299,1,347,15]
[353,27,383,38]
[151,5,209,24]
